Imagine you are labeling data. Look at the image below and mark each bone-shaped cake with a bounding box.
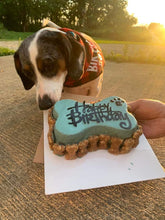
[48,96,142,159]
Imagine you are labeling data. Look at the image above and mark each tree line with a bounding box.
[0,0,137,34]
[2,0,164,42]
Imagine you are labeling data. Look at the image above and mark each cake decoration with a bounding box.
[48,96,142,159]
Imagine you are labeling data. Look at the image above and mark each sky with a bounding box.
[127,0,165,26]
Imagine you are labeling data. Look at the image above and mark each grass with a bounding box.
[0,29,33,41]
[0,28,162,46]
[105,53,165,64]
[0,25,164,46]
[94,38,165,46]
[104,51,165,65]
[0,47,15,56]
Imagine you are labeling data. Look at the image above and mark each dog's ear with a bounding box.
[66,33,85,80]
[14,51,34,90]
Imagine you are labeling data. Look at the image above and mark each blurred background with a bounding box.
[0,0,165,63]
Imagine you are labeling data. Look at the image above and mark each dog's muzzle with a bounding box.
[38,94,54,110]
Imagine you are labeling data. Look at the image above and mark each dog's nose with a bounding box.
[38,94,54,110]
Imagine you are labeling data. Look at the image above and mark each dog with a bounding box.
[14,19,105,110]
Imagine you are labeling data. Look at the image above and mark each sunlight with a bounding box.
[127,0,165,27]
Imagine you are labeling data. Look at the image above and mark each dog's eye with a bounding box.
[43,58,54,72]
[37,57,59,77]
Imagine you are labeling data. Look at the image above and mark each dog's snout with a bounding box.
[38,95,54,110]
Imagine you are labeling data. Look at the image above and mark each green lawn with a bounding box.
[0,30,33,41]
[0,28,159,45]
[0,47,15,56]
[0,28,164,47]
[94,38,165,46]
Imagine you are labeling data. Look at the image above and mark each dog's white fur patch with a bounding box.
[36,71,67,101]
[42,19,61,29]
[28,27,67,104]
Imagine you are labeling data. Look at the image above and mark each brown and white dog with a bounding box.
[14,20,105,110]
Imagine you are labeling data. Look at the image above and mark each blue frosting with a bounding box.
[52,96,138,145]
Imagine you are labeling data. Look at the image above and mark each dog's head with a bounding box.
[14,27,85,110]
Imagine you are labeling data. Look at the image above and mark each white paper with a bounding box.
[44,111,165,195]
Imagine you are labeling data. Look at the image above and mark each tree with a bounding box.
[96,0,137,30]
[63,0,137,32]
[0,0,137,35]
[148,22,165,42]
[0,0,32,31]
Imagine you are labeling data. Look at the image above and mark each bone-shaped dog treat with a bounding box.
[52,96,138,146]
